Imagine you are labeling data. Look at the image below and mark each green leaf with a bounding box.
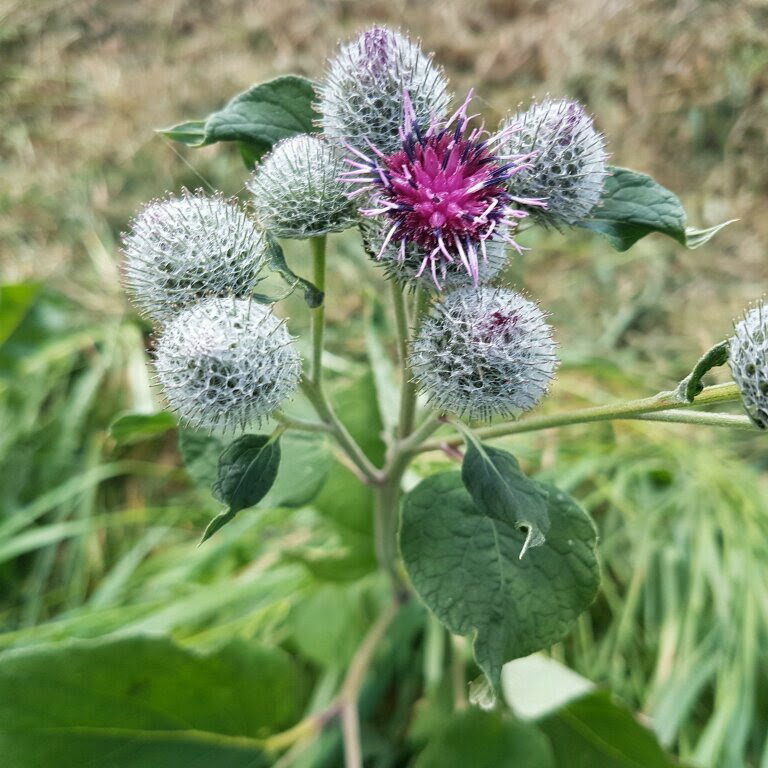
[109,410,177,445]
[159,75,319,165]
[0,635,304,767]
[675,340,730,403]
[400,472,599,694]
[157,119,207,145]
[260,432,333,509]
[265,234,324,309]
[462,439,550,557]
[580,166,733,252]
[538,692,680,768]
[0,282,41,346]
[579,167,686,250]
[203,434,281,542]
[178,428,226,491]
[415,709,554,768]
[684,219,737,249]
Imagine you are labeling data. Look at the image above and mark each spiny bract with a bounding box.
[319,26,450,156]
[500,99,608,227]
[153,298,301,433]
[122,191,266,324]
[729,302,768,429]
[248,135,357,238]
[360,217,511,291]
[409,286,557,421]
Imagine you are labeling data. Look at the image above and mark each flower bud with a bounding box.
[729,302,768,429]
[122,191,266,324]
[153,298,301,433]
[248,135,356,238]
[409,286,557,421]
[500,99,608,227]
[319,26,450,155]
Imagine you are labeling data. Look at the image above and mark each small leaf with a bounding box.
[260,432,333,509]
[203,434,281,542]
[264,234,324,309]
[684,219,737,249]
[462,439,550,557]
[579,167,686,250]
[400,472,599,695]
[178,429,226,491]
[580,166,732,252]
[675,340,730,403]
[415,709,554,768]
[157,119,207,146]
[204,75,318,148]
[538,691,680,768]
[108,411,177,446]
[158,75,319,166]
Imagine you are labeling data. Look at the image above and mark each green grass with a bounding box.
[3,2,768,766]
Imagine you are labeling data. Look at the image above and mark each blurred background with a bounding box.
[2,1,768,766]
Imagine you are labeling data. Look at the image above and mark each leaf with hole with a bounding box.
[400,472,599,695]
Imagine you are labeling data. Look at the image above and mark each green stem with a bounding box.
[397,285,429,439]
[300,237,382,484]
[631,410,753,428]
[272,410,333,434]
[310,236,327,387]
[416,382,744,452]
[302,379,382,484]
[373,460,410,598]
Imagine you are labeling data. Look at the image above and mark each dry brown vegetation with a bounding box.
[2,0,767,382]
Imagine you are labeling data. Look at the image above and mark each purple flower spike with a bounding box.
[341,91,544,290]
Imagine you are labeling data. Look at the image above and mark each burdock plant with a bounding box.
[111,24,748,767]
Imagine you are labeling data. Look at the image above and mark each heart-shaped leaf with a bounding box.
[400,472,599,695]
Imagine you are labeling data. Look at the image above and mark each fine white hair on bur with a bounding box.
[122,190,267,324]
[248,134,357,238]
[359,217,512,292]
[409,286,558,421]
[729,301,768,429]
[318,26,450,156]
[153,298,301,434]
[500,99,608,227]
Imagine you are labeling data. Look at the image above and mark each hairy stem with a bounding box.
[397,285,429,439]
[301,237,383,484]
[310,236,327,387]
[272,410,332,434]
[416,382,745,452]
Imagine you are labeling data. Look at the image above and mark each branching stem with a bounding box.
[416,382,745,452]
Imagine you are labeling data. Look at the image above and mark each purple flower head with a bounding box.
[341,91,544,290]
